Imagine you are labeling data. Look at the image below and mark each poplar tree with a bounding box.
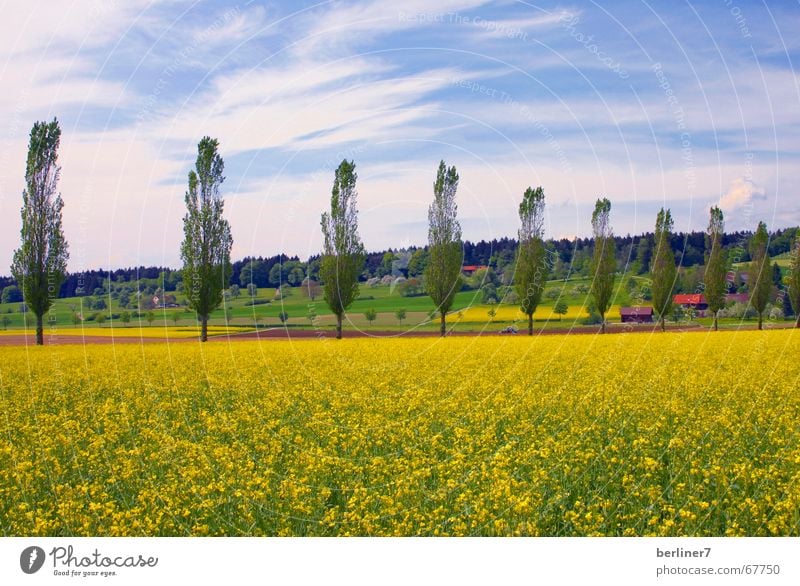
[748,221,771,330]
[788,235,800,328]
[320,160,365,339]
[424,160,463,337]
[589,198,615,334]
[11,118,69,346]
[704,206,726,331]
[514,186,547,335]
[180,136,232,342]
[651,208,676,332]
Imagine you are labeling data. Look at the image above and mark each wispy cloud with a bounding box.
[0,0,797,270]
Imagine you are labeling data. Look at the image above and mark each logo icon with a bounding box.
[20,546,45,574]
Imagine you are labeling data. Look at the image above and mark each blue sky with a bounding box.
[0,0,798,271]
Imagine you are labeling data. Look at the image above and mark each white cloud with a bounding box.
[148,62,463,154]
[0,0,156,56]
[1,1,798,272]
[718,177,767,213]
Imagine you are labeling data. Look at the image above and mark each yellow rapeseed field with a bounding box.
[0,325,248,338]
[0,330,798,536]
[454,303,597,323]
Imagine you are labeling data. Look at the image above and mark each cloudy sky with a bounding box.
[0,0,798,271]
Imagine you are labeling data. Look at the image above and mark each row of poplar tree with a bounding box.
[11,119,800,344]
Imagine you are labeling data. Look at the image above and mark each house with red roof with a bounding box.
[673,293,708,316]
[462,265,488,275]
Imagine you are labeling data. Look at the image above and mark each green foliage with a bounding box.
[180,136,233,341]
[146,311,155,326]
[95,313,107,326]
[481,283,498,304]
[269,264,283,287]
[514,186,547,335]
[278,310,289,324]
[120,311,131,326]
[11,118,69,345]
[424,160,463,336]
[771,262,782,287]
[320,160,366,338]
[589,198,616,332]
[651,208,677,331]
[635,236,652,274]
[395,308,406,324]
[1,315,11,330]
[1,285,22,304]
[397,278,423,297]
[748,221,772,329]
[554,299,568,319]
[407,248,428,277]
[704,206,726,330]
[364,308,377,325]
[788,236,800,327]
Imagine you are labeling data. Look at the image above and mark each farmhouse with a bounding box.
[673,292,750,316]
[673,294,708,313]
[462,265,488,275]
[619,306,654,323]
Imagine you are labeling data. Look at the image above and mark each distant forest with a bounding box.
[0,226,797,300]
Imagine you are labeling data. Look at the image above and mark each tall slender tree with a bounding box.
[704,206,726,331]
[748,221,771,330]
[788,235,800,328]
[320,160,365,339]
[589,198,615,334]
[11,119,69,346]
[651,208,677,332]
[424,160,463,337]
[514,186,547,335]
[180,136,232,342]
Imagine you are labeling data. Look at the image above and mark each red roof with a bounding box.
[462,265,487,272]
[619,307,653,316]
[673,294,706,305]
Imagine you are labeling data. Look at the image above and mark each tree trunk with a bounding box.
[600,312,606,334]
[796,314,800,328]
[440,313,446,337]
[660,316,666,332]
[758,313,763,330]
[200,315,208,342]
[528,313,533,336]
[713,313,718,331]
[336,314,342,339]
[36,314,44,346]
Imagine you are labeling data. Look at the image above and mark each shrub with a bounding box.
[244,299,270,306]
[581,312,603,325]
